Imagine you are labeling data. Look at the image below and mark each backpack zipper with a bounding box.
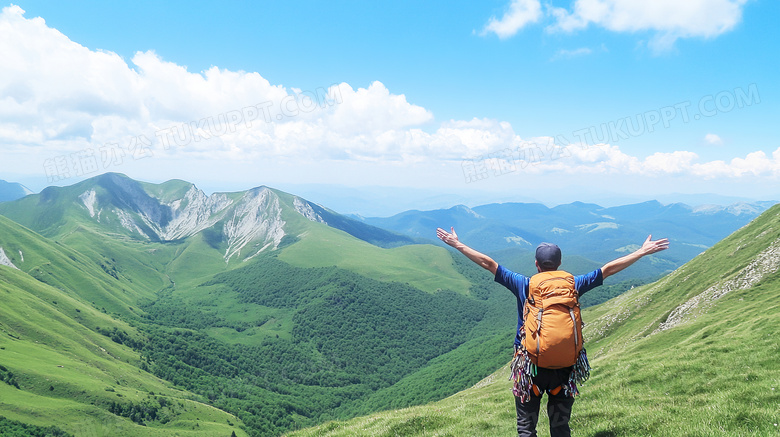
[536,308,543,357]
[569,308,579,348]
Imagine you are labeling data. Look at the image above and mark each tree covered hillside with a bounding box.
[128,253,516,435]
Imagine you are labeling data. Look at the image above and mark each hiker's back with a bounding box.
[523,270,583,369]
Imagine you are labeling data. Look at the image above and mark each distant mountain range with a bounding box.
[357,200,776,279]
[0,179,33,202]
[270,182,775,217]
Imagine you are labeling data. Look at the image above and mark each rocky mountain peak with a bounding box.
[73,175,289,262]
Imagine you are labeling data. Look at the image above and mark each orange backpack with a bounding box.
[522,271,583,369]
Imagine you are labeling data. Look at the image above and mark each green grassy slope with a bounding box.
[0,215,160,318]
[286,206,780,437]
[0,213,248,436]
[0,174,141,240]
[0,265,248,436]
[277,220,471,294]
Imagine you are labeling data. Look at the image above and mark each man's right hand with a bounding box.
[639,234,670,256]
[601,234,669,279]
[437,227,459,247]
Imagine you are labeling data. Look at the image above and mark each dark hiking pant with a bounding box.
[515,367,575,437]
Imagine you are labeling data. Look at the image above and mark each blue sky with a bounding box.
[1,1,778,214]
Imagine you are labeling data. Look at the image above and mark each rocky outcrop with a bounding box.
[223,188,286,262]
[0,247,18,269]
[79,189,98,218]
[656,237,780,332]
[153,186,234,241]
[294,197,326,224]
[78,177,287,262]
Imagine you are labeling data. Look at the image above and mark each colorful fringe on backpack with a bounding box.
[509,344,591,403]
[563,348,591,397]
[509,345,535,403]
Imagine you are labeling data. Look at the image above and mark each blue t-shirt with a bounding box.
[494,265,603,347]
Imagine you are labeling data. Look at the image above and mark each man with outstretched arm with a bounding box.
[436,227,669,437]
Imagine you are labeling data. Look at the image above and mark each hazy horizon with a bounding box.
[2,172,775,218]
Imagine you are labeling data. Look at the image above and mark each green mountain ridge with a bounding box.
[0,173,509,436]
[287,204,780,436]
[0,173,413,254]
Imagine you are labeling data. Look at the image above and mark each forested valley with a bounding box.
[128,255,510,435]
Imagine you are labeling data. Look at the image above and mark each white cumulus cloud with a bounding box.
[1,4,774,186]
[532,144,780,179]
[0,6,437,165]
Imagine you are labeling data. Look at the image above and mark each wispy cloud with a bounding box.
[551,47,593,60]
[547,0,749,52]
[481,0,543,39]
[704,133,724,145]
[482,0,749,52]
